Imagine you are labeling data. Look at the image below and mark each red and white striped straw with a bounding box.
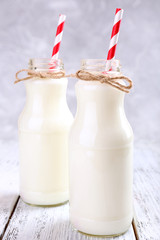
[51,14,66,60]
[105,8,124,71]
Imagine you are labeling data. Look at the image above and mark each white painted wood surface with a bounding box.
[0,140,160,239]
[0,140,19,238]
[133,145,160,240]
[2,200,135,240]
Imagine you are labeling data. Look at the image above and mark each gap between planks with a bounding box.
[0,196,20,240]
[132,217,140,240]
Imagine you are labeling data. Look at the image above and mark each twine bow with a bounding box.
[15,69,132,93]
[75,70,132,93]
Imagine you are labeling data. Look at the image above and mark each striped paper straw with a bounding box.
[51,14,66,60]
[105,8,124,71]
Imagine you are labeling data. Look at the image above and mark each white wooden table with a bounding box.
[0,140,160,240]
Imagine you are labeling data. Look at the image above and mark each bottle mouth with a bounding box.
[81,59,121,72]
[28,58,64,71]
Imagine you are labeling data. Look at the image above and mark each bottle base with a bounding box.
[74,226,130,238]
[20,189,69,206]
[70,213,133,236]
[23,200,68,208]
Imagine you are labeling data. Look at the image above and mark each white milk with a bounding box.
[19,77,73,205]
[69,69,133,236]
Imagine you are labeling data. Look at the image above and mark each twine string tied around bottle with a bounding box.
[15,69,132,93]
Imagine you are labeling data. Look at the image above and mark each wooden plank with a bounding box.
[3,199,135,240]
[133,146,160,240]
[0,140,19,238]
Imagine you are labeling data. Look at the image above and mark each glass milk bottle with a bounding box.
[69,59,133,236]
[18,58,73,206]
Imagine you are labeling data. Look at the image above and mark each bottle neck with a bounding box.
[75,80,125,124]
[24,58,67,115]
[75,59,124,123]
[24,79,68,115]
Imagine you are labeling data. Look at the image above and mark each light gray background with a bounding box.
[0,0,160,146]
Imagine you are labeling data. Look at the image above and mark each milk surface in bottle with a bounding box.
[69,59,133,236]
[18,58,73,206]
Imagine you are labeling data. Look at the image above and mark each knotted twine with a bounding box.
[15,69,132,93]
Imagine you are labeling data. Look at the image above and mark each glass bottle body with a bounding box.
[18,59,73,206]
[69,59,133,236]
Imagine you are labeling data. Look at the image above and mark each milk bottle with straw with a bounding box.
[17,14,73,206]
[69,9,134,236]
